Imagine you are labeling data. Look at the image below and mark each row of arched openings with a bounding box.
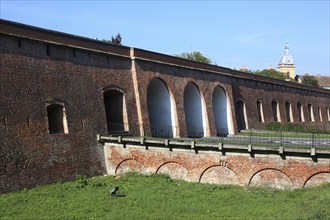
[102,79,330,137]
[236,98,328,130]
[147,78,231,138]
[103,78,232,138]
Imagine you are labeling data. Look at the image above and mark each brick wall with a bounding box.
[0,34,138,193]
[1,19,329,193]
[103,143,330,189]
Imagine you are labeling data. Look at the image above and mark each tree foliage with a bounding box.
[301,74,319,87]
[252,69,288,80]
[175,51,213,64]
[101,33,122,45]
[111,33,122,45]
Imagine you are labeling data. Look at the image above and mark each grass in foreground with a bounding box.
[1,173,329,220]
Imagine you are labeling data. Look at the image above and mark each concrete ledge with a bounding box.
[97,135,330,158]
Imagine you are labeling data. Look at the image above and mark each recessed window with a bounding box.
[318,107,322,122]
[27,117,30,128]
[47,104,69,134]
[73,49,76,57]
[236,99,248,130]
[46,44,51,56]
[17,39,22,48]
[285,101,293,122]
[297,102,305,122]
[307,103,314,122]
[271,99,281,122]
[256,99,264,123]
[103,89,128,134]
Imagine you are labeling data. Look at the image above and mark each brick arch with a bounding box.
[103,86,129,134]
[147,77,178,138]
[284,99,293,122]
[212,85,229,136]
[184,81,207,138]
[304,172,330,188]
[255,98,265,123]
[235,98,248,130]
[271,98,281,122]
[115,158,146,175]
[156,161,189,181]
[199,165,240,185]
[103,85,126,94]
[249,168,293,189]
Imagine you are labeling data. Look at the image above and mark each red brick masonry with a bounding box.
[102,139,330,189]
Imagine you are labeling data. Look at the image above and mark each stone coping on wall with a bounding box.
[97,135,330,158]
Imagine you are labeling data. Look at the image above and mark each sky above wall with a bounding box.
[1,1,329,76]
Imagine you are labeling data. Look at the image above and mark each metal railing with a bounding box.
[105,123,330,149]
[208,129,330,149]
[107,122,129,135]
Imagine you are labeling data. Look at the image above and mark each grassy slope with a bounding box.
[1,173,329,220]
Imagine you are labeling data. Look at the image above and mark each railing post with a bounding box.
[312,132,315,148]
[249,129,252,145]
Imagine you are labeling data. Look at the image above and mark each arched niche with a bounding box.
[236,99,248,131]
[307,102,314,122]
[212,86,229,136]
[103,88,128,134]
[147,78,176,138]
[271,99,281,122]
[285,101,293,122]
[184,82,204,138]
[256,99,264,123]
[297,102,305,122]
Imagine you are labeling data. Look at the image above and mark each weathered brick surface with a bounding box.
[0,34,138,193]
[1,20,329,193]
[104,143,330,189]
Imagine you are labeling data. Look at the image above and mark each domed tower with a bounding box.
[277,41,295,79]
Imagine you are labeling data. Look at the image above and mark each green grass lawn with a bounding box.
[1,173,329,220]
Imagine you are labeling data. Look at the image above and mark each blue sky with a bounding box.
[1,1,329,76]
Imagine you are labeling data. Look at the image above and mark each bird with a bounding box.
[109,186,119,197]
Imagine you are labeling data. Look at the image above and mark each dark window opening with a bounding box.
[47,104,64,134]
[256,100,263,123]
[27,117,30,128]
[46,44,51,56]
[18,39,22,48]
[73,49,76,57]
[297,102,303,122]
[285,102,292,122]
[307,103,314,122]
[318,107,322,122]
[103,90,124,134]
[271,100,279,122]
[236,100,247,131]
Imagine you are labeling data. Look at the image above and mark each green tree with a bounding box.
[111,33,122,45]
[252,69,288,80]
[175,51,213,64]
[301,74,319,87]
[101,33,122,45]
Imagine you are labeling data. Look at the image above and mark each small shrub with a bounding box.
[266,122,330,134]
[266,122,282,131]
[281,123,305,132]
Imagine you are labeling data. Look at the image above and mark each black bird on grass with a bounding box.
[109,186,119,197]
